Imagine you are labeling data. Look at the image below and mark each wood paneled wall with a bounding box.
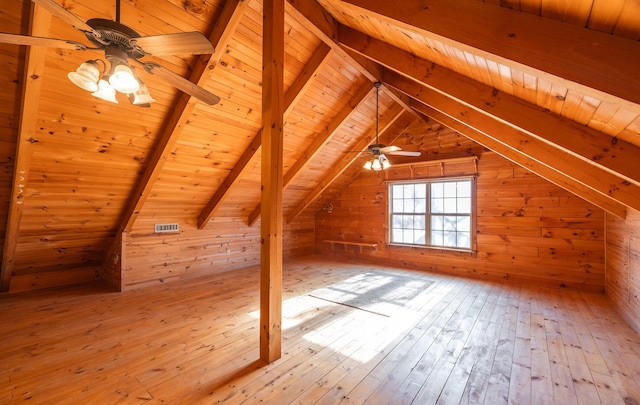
[119,215,314,291]
[606,209,640,334]
[315,123,606,293]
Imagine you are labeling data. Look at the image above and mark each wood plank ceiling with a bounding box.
[1,0,639,291]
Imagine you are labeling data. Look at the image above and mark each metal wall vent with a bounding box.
[154,223,179,233]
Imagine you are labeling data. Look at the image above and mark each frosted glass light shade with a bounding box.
[129,83,155,106]
[68,61,100,92]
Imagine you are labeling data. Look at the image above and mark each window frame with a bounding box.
[387,176,476,252]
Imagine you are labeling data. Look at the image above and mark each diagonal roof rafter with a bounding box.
[197,42,333,229]
[385,70,629,218]
[247,80,374,226]
[287,104,409,223]
[337,25,638,215]
[1,4,52,292]
[338,26,640,189]
[338,0,640,113]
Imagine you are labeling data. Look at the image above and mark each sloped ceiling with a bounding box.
[1,0,639,291]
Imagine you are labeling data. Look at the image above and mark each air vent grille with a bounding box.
[154,223,179,233]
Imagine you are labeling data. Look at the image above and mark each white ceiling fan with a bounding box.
[0,0,220,107]
[361,82,421,171]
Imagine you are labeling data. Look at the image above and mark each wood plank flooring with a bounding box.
[1,256,639,404]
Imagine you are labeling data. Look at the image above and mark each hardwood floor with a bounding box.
[1,256,639,404]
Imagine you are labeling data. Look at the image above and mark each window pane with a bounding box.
[457,197,471,214]
[392,229,403,243]
[444,182,457,197]
[415,230,426,244]
[414,215,425,230]
[444,216,456,231]
[443,198,457,213]
[431,183,444,198]
[415,183,426,196]
[458,181,471,197]
[403,229,414,243]
[457,216,470,232]
[431,198,443,214]
[393,199,404,213]
[457,232,471,248]
[392,184,404,198]
[404,199,414,213]
[443,231,457,247]
[431,230,443,245]
[415,198,426,213]
[392,215,403,229]
[431,215,443,231]
[404,184,415,199]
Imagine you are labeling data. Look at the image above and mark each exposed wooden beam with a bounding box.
[339,0,640,112]
[247,80,373,226]
[197,134,262,228]
[260,0,285,364]
[1,4,51,292]
[287,0,420,116]
[339,26,640,189]
[287,104,406,223]
[286,0,377,82]
[112,0,249,235]
[338,25,639,214]
[410,104,628,219]
[385,71,629,218]
[199,43,332,228]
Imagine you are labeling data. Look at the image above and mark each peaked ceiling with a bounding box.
[1,0,639,290]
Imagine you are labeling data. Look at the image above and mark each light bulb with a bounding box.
[92,79,118,103]
[371,158,382,171]
[363,160,373,170]
[109,64,139,94]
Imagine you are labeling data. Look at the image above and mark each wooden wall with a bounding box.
[315,122,606,293]
[606,209,640,334]
[117,215,314,291]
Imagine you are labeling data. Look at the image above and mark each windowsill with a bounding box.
[387,242,476,255]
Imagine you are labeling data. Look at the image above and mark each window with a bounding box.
[389,178,474,250]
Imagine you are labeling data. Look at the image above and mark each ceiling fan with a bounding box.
[361,82,421,171]
[0,0,220,107]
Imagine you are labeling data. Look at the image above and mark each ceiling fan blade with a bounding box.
[379,145,401,153]
[387,150,422,157]
[145,63,220,105]
[132,32,214,56]
[0,33,86,50]
[32,0,100,36]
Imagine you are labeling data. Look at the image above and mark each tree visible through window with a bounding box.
[389,178,473,250]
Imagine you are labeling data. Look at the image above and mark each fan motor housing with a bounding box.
[85,18,145,58]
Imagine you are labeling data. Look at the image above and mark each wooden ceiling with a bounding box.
[1,0,639,290]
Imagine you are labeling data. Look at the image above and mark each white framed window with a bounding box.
[389,178,474,250]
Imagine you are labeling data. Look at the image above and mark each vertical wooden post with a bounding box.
[260,0,284,363]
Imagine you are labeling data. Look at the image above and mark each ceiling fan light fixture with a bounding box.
[68,60,100,92]
[92,78,118,103]
[128,82,155,106]
[109,63,140,94]
[363,154,391,171]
